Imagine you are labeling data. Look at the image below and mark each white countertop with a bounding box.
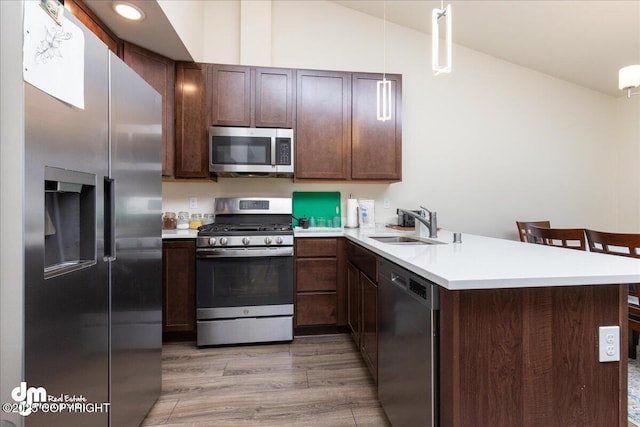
[166,225,640,290]
[162,229,199,239]
[293,226,345,237]
[342,228,640,291]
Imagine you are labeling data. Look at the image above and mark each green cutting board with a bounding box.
[292,191,341,227]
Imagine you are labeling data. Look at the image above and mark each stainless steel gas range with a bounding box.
[196,197,294,346]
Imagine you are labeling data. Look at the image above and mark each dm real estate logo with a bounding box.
[3,382,110,417]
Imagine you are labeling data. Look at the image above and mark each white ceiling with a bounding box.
[82,0,193,61]
[83,0,640,97]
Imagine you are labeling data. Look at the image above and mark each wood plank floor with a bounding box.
[144,333,640,426]
[142,333,391,426]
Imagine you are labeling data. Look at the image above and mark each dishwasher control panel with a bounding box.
[378,258,438,309]
[409,280,428,300]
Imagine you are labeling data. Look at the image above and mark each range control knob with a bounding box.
[219,237,228,246]
[208,237,216,246]
[242,237,251,245]
[264,236,273,245]
[275,236,283,245]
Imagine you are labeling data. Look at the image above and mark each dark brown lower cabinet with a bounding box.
[346,241,379,382]
[162,239,195,335]
[347,262,361,345]
[296,293,337,326]
[294,238,347,330]
[360,272,378,382]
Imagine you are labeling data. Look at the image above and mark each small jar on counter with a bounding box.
[189,213,203,229]
[202,213,214,225]
[162,212,177,229]
[177,211,190,229]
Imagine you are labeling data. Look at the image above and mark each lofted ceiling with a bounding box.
[83,0,640,97]
[82,0,193,61]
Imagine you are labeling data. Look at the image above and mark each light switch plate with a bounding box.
[189,197,198,209]
[598,326,620,362]
[383,198,391,208]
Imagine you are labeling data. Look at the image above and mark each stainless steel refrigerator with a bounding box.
[24,12,162,426]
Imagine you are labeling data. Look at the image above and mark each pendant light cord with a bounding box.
[383,0,387,81]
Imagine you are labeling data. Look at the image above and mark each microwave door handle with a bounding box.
[271,135,276,167]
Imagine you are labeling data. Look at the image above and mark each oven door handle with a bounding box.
[196,247,294,258]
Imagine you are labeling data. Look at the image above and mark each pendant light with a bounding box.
[432,1,452,75]
[376,1,392,122]
[619,65,640,98]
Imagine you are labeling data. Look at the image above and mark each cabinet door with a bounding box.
[162,240,195,333]
[123,42,175,177]
[347,262,361,345]
[255,67,294,128]
[175,62,209,178]
[296,70,351,179]
[210,64,251,127]
[361,272,378,382]
[351,73,402,181]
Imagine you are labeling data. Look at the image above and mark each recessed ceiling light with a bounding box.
[113,1,145,21]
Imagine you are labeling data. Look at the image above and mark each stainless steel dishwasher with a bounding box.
[378,258,439,427]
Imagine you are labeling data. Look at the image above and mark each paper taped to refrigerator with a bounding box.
[23,0,85,109]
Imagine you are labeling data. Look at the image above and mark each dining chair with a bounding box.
[585,229,640,358]
[526,225,586,251]
[516,220,550,242]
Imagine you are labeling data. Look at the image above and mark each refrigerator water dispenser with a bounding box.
[44,166,96,278]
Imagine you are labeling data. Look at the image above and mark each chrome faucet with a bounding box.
[397,206,438,238]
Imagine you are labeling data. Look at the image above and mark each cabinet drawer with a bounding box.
[296,293,337,326]
[296,258,337,291]
[347,242,377,281]
[296,238,337,257]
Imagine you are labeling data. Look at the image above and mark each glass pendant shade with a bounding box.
[432,4,452,75]
[377,79,392,122]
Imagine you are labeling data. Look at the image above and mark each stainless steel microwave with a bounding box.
[209,127,294,177]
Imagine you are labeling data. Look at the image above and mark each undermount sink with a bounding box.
[369,236,443,245]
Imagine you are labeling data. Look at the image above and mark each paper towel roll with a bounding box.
[345,199,359,228]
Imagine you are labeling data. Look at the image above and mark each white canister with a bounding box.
[358,200,375,229]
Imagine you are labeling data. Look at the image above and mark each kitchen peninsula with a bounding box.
[340,228,640,426]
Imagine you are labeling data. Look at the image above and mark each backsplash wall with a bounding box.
[162,179,402,229]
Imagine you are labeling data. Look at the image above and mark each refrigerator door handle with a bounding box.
[104,177,116,261]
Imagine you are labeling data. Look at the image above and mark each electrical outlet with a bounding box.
[383,198,391,208]
[189,197,198,209]
[598,326,620,362]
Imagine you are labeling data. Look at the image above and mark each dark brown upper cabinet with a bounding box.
[351,73,402,181]
[295,70,352,180]
[123,42,176,177]
[209,64,294,128]
[254,67,294,128]
[295,70,402,182]
[175,62,210,179]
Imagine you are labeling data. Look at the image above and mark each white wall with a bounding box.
[0,1,25,425]
[613,96,640,232]
[157,0,205,61]
[164,0,634,240]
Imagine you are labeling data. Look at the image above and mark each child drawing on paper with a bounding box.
[35,24,72,64]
